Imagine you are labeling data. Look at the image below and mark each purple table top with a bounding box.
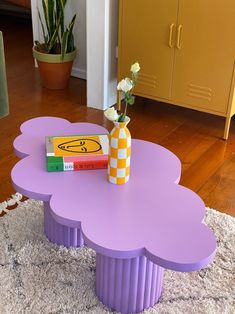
[11,117,216,272]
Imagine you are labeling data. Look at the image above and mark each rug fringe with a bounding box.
[0,192,23,214]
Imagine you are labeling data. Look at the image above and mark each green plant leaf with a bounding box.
[67,32,74,52]
[34,41,47,53]
[128,95,135,105]
[43,0,55,37]
[67,14,76,52]
[42,0,49,34]
[34,40,41,50]
[37,8,47,44]
[61,30,69,60]
[48,13,62,53]
[118,113,125,122]
[56,0,66,37]
[68,14,76,37]
[124,92,131,103]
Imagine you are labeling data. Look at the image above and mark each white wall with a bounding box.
[66,0,86,79]
[107,0,118,108]
[31,0,86,79]
[86,0,118,110]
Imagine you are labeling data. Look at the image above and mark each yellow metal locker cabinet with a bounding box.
[118,0,235,139]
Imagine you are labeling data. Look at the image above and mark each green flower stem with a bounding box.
[124,100,128,117]
[118,99,128,122]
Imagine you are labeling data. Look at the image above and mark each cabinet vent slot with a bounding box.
[138,73,157,89]
[187,84,212,102]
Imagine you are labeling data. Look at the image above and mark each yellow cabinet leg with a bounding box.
[223,116,231,140]
[117,91,122,111]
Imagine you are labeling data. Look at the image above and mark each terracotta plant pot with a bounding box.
[32,47,77,90]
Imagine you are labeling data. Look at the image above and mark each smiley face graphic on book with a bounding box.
[58,138,102,154]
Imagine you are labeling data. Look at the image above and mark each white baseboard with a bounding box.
[71,67,87,80]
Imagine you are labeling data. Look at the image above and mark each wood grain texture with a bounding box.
[0,15,234,217]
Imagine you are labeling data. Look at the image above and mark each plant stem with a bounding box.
[124,100,128,118]
[118,99,128,122]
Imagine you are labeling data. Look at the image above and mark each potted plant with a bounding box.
[33,0,77,89]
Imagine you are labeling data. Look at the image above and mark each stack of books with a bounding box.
[45,134,109,172]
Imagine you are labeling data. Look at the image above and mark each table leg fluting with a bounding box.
[96,253,164,314]
[43,202,84,247]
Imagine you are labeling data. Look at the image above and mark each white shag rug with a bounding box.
[0,199,234,314]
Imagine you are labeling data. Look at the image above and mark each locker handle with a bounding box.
[176,24,183,49]
[168,23,175,48]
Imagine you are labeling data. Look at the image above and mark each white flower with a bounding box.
[117,78,133,93]
[130,62,140,74]
[104,107,119,121]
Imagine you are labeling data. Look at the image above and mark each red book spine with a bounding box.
[74,160,108,170]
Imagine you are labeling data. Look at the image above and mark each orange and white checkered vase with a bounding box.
[107,118,131,184]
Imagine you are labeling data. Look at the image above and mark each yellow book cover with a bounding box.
[54,135,108,156]
[46,134,109,157]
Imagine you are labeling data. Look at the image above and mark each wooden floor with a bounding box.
[1,15,235,217]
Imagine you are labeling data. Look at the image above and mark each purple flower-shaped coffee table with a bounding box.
[11,117,216,314]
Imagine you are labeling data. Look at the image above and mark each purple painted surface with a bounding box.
[96,254,164,313]
[44,202,84,247]
[11,117,216,272]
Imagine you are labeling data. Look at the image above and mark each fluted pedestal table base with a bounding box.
[96,253,164,314]
[44,202,84,247]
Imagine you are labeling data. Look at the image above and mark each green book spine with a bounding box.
[47,156,64,172]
